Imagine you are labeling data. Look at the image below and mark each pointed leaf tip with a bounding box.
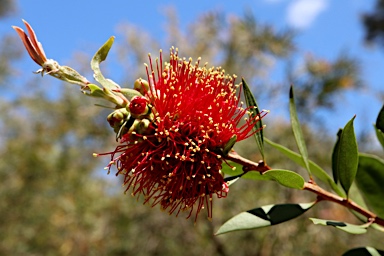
[289,85,311,176]
[216,202,316,235]
[332,116,358,196]
[242,78,265,160]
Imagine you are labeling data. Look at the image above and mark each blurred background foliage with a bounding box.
[1,1,383,255]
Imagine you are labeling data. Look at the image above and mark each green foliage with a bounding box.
[310,218,369,235]
[356,153,384,218]
[91,36,115,88]
[289,86,311,176]
[363,0,384,47]
[343,247,384,256]
[242,78,265,160]
[216,202,316,235]
[243,169,305,189]
[265,137,344,196]
[374,104,384,150]
[331,116,358,196]
[4,8,384,256]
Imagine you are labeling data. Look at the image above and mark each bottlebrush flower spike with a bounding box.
[98,48,266,221]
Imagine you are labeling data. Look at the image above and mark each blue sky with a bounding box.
[2,0,384,138]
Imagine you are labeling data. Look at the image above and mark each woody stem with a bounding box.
[225,151,384,227]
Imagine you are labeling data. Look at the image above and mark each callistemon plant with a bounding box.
[13,20,266,220]
[14,20,384,254]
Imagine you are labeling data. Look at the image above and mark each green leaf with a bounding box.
[216,202,316,235]
[372,223,384,232]
[356,153,384,218]
[343,247,384,256]
[374,104,384,150]
[332,116,358,196]
[309,218,368,234]
[289,86,311,176]
[91,36,119,90]
[265,138,344,196]
[222,135,237,156]
[376,104,384,131]
[332,129,342,184]
[221,161,244,176]
[374,125,384,151]
[242,78,265,160]
[84,83,105,98]
[348,182,370,221]
[243,169,305,189]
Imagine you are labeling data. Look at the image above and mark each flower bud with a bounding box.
[135,119,152,135]
[134,78,149,95]
[128,96,149,117]
[107,108,129,128]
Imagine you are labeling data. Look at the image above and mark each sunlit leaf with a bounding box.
[289,85,311,175]
[216,202,316,235]
[309,218,368,234]
[84,83,105,98]
[243,169,305,189]
[91,36,119,90]
[265,138,344,196]
[356,153,384,218]
[332,116,358,196]
[242,78,265,160]
[343,247,384,256]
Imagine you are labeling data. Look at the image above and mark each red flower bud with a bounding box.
[129,96,148,116]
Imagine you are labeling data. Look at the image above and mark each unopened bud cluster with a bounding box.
[107,79,153,140]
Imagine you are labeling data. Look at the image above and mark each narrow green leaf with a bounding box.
[222,135,237,156]
[332,116,358,196]
[243,169,305,189]
[332,129,342,184]
[309,218,368,234]
[372,223,384,232]
[343,247,384,256]
[265,138,344,196]
[242,78,265,160]
[216,202,316,235]
[289,86,311,175]
[356,153,384,218]
[91,36,119,90]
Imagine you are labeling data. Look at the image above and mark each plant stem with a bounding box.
[304,182,384,227]
[225,151,384,227]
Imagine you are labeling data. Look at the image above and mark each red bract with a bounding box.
[105,48,263,221]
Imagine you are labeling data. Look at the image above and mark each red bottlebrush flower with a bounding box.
[104,48,264,221]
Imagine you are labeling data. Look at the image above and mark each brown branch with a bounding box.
[304,182,384,227]
[226,151,271,173]
[225,151,384,228]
